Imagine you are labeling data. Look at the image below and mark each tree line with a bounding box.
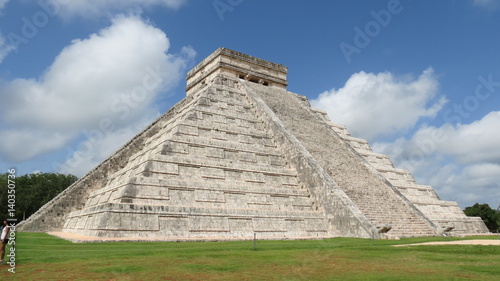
[0,172,78,221]
[464,203,500,233]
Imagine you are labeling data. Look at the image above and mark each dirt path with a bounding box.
[393,239,500,246]
[49,231,500,245]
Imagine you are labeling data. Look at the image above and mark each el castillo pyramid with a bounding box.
[18,48,489,241]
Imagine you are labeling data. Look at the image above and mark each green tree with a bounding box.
[464,203,500,232]
[1,172,78,221]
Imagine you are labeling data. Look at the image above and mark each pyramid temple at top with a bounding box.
[18,48,489,241]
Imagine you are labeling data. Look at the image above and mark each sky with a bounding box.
[0,0,499,209]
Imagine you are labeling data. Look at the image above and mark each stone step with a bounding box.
[66,203,328,224]
[181,119,268,139]
[194,104,260,123]
[89,177,311,199]
[168,135,281,157]
[148,154,296,177]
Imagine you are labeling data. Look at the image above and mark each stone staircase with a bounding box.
[244,82,437,237]
[310,111,489,234]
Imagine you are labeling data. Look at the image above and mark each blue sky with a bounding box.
[0,0,499,209]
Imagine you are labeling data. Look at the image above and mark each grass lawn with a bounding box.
[0,233,499,280]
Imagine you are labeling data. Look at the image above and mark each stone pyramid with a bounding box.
[18,48,488,240]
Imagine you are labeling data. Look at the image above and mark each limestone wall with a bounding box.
[186,48,287,96]
[17,92,198,232]
[59,75,331,240]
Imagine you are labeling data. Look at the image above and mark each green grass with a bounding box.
[0,233,499,280]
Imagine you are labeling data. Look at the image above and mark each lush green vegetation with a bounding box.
[0,233,498,280]
[464,203,500,232]
[0,172,78,220]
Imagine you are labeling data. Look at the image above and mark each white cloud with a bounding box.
[437,112,500,164]
[433,163,500,208]
[56,112,159,177]
[373,111,500,208]
[311,68,446,142]
[0,0,8,11]
[0,32,15,63]
[0,15,195,167]
[55,0,187,19]
[377,111,500,169]
[315,68,500,208]
[472,0,499,9]
[0,129,73,161]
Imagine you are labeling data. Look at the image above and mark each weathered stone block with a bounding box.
[175,124,199,136]
[195,190,225,203]
[201,167,225,179]
[242,171,265,183]
[189,216,229,232]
